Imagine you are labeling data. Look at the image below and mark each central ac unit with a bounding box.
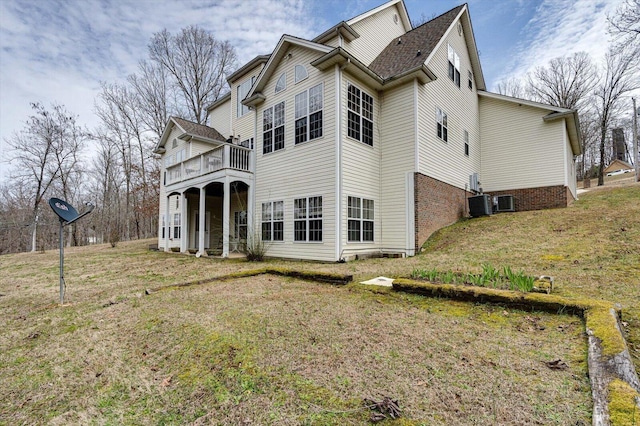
[495,195,515,212]
[468,194,492,217]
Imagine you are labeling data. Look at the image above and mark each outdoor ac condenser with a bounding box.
[468,194,492,217]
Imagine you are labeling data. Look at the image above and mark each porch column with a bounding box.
[180,191,188,253]
[164,194,170,252]
[247,182,255,240]
[222,176,230,257]
[198,186,206,255]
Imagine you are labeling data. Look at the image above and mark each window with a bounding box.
[164,155,173,168]
[263,101,285,154]
[234,211,247,239]
[464,130,469,156]
[237,77,254,117]
[161,215,166,239]
[448,44,461,87]
[468,70,473,90]
[347,83,373,146]
[348,197,374,242]
[294,65,308,83]
[175,148,185,163]
[175,195,179,209]
[173,213,181,239]
[294,196,322,242]
[261,201,284,241]
[172,138,178,148]
[436,107,448,142]
[275,73,286,93]
[295,83,323,144]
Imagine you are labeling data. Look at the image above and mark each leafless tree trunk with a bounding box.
[495,77,526,98]
[148,26,237,124]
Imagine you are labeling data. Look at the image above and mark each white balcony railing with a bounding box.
[166,144,252,186]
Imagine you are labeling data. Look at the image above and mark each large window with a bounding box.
[294,65,308,83]
[448,44,461,87]
[262,201,284,241]
[295,83,323,144]
[464,130,469,156]
[294,196,322,242]
[237,77,254,117]
[348,197,374,242]
[436,107,448,142]
[263,101,285,154]
[347,83,373,146]
[173,213,181,239]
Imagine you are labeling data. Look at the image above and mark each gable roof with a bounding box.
[243,35,333,106]
[153,117,227,154]
[369,5,463,80]
[604,159,633,172]
[347,0,411,30]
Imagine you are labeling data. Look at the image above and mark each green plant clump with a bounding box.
[411,263,536,292]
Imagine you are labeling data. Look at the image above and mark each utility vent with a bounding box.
[495,195,515,212]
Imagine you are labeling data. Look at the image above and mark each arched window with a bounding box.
[294,65,308,83]
[275,72,286,93]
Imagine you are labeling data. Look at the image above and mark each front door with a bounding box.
[193,211,211,249]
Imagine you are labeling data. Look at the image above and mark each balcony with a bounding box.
[166,144,252,186]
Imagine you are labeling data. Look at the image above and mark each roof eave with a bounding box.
[206,92,231,112]
[382,64,436,89]
[243,92,267,107]
[226,54,270,84]
[154,117,183,153]
[311,47,384,89]
[313,21,360,44]
[544,111,582,155]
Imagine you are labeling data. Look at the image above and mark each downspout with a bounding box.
[335,59,350,261]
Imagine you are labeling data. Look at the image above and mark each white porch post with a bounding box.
[247,181,255,240]
[164,195,170,252]
[180,191,188,253]
[222,177,230,257]
[198,186,206,255]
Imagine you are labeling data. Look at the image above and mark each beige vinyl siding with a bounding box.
[207,97,231,137]
[341,75,381,254]
[566,127,577,198]
[345,4,408,66]
[479,96,565,191]
[379,83,415,252]
[190,140,220,156]
[418,18,481,190]
[230,63,264,143]
[254,45,337,261]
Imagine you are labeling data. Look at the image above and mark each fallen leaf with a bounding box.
[161,375,173,387]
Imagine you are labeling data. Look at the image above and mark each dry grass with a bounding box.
[1,179,638,424]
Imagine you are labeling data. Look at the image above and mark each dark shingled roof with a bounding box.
[369,5,464,80]
[172,117,226,142]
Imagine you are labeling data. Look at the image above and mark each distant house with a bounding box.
[153,0,582,261]
[604,159,633,175]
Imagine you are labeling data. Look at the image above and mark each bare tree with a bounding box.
[526,52,597,110]
[128,60,174,138]
[5,103,86,252]
[148,26,238,124]
[495,77,526,99]
[594,44,640,185]
[608,0,640,52]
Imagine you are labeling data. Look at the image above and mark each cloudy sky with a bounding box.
[0,0,624,179]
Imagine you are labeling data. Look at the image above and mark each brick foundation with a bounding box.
[487,185,570,212]
[414,173,469,250]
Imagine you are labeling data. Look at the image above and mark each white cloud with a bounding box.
[493,0,623,89]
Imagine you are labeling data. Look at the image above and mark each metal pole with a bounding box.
[59,220,65,304]
[632,98,639,182]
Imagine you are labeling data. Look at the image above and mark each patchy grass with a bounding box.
[1,181,638,423]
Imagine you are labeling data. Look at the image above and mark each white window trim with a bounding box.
[293,195,323,243]
[295,83,324,145]
[464,130,469,156]
[262,101,285,155]
[448,44,461,88]
[294,65,308,84]
[346,82,374,146]
[261,201,284,242]
[436,107,448,143]
[347,196,374,243]
[237,77,255,117]
[275,72,286,93]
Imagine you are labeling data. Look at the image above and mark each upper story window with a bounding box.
[294,65,308,83]
[448,44,461,87]
[275,73,286,93]
[164,155,173,168]
[295,83,323,144]
[436,107,448,142]
[172,138,178,148]
[347,83,374,146]
[175,148,186,163]
[237,77,255,117]
[468,70,473,90]
[263,101,285,154]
